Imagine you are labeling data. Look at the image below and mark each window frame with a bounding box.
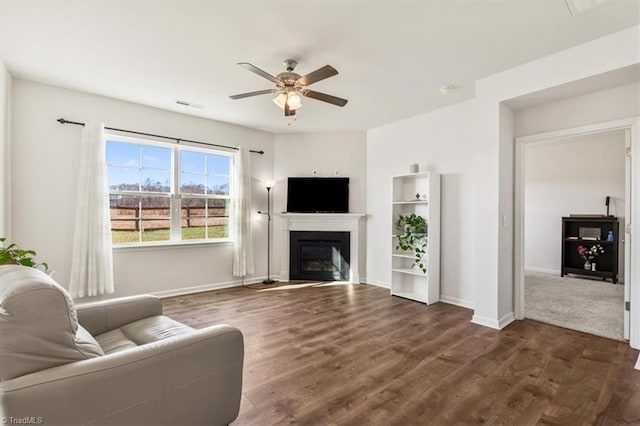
[106,134,235,247]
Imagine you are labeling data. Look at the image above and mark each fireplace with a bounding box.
[277,213,364,283]
[290,231,350,281]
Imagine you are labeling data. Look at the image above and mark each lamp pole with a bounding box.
[258,183,275,284]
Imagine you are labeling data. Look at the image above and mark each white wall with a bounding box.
[525,131,626,277]
[0,62,11,239]
[366,100,475,308]
[11,79,274,298]
[515,82,640,137]
[272,131,367,280]
[498,103,515,320]
[273,131,367,213]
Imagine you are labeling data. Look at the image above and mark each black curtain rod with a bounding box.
[56,118,264,155]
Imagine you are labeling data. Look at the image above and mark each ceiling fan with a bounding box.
[229,59,348,117]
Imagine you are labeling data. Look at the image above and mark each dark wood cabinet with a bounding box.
[561,217,619,283]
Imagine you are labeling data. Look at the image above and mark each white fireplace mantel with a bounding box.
[276,213,365,283]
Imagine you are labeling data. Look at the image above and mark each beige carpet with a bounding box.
[525,272,624,341]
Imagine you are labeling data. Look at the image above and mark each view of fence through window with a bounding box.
[106,139,231,244]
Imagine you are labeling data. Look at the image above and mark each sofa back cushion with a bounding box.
[0,265,104,381]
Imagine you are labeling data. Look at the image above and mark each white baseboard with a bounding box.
[525,267,561,275]
[439,295,474,309]
[635,354,640,371]
[471,311,515,330]
[471,314,499,329]
[499,312,516,329]
[364,279,390,289]
[152,275,277,298]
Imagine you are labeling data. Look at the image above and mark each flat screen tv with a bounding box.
[287,177,349,213]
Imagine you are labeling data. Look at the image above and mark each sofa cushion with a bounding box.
[94,315,194,354]
[94,328,138,354]
[76,324,105,357]
[0,265,103,380]
[120,315,195,345]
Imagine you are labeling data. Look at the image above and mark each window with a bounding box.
[179,150,231,240]
[106,136,232,245]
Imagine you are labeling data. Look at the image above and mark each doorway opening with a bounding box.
[522,130,625,340]
[514,118,639,348]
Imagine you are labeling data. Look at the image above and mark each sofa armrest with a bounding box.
[1,324,244,426]
[75,294,163,336]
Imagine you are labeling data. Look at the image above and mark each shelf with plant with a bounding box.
[391,267,429,277]
[391,252,417,259]
[394,213,428,274]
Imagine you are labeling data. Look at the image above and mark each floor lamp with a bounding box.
[258,180,276,284]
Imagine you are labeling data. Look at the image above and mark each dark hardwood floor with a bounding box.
[162,282,640,425]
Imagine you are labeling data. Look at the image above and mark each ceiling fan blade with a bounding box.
[238,62,281,84]
[302,90,348,107]
[229,89,277,100]
[297,65,338,86]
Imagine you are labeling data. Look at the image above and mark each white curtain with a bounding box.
[232,147,254,277]
[69,122,114,298]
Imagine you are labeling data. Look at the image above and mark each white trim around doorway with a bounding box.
[514,117,640,349]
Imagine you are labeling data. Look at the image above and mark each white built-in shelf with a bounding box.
[392,200,429,205]
[390,171,440,304]
[391,291,428,304]
[392,235,429,240]
[393,171,433,179]
[392,253,416,259]
[392,268,427,277]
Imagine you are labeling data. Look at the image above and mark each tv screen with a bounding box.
[287,177,349,213]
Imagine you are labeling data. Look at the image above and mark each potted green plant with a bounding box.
[394,213,428,273]
[0,237,49,272]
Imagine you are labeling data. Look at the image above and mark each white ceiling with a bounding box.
[1,1,638,133]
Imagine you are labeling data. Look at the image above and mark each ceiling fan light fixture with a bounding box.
[230,60,347,121]
[273,93,286,108]
[273,92,301,110]
[287,92,302,108]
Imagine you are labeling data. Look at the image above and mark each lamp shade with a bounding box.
[273,92,301,110]
[287,92,301,108]
[272,93,286,108]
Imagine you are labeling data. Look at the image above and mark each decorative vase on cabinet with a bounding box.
[390,171,440,304]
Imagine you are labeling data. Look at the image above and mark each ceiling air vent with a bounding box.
[564,0,610,16]
[175,100,205,109]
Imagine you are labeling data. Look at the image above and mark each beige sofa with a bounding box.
[0,265,244,425]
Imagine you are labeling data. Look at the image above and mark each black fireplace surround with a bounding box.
[289,231,350,281]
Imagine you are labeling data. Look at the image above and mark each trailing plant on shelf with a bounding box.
[0,237,49,272]
[394,213,428,273]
